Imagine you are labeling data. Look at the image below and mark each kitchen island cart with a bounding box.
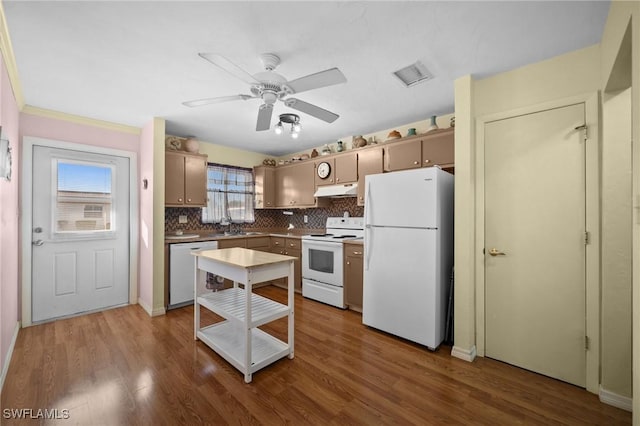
[193,247,296,383]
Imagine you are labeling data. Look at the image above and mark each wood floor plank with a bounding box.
[1,286,631,425]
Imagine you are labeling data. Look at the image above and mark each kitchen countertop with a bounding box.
[343,239,364,245]
[164,229,321,244]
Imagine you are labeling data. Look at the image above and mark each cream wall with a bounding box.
[198,140,267,168]
[455,1,640,410]
[599,0,639,416]
[601,87,632,398]
[453,44,608,384]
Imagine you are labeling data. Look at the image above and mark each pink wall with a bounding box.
[0,91,143,382]
[20,113,140,152]
[0,54,21,382]
[138,120,155,310]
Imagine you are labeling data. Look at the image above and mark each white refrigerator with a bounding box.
[362,167,454,350]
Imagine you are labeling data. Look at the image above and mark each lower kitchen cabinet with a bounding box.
[271,237,302,293]
[344,243,364,312]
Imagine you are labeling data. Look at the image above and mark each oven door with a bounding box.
[302,239,343,287]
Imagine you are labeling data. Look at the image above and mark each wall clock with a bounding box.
[317,161,331,179]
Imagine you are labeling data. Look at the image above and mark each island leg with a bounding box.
[288,260,295,359]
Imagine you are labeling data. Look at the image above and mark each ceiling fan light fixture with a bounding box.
[275,113,301,137]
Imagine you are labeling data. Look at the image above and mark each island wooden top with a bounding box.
[192,247,297,268]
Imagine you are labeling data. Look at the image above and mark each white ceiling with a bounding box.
[4,1,610,156]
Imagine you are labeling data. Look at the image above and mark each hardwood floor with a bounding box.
[2,286,630,425]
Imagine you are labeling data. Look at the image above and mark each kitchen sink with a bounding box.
[165,234,200,240]
[201,231,266,238]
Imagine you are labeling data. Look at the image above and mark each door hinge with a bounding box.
[584,231,590,245]
[585,335,590,350]
[575,124,588,141]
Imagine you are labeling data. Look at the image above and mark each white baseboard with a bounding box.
[451,344,477,362]
[599,386,632,412]
[0,322,20,392]
[138,298,153,316]
[137,298,166,317]
[151,306,166,317]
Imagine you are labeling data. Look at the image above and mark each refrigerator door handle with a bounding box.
[365,182,373,225]
[365,226,373,271]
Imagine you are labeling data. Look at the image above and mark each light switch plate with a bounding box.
[178,215,188,224]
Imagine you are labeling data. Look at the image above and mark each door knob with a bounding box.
[32,240,44,246]
[488,248,506,256]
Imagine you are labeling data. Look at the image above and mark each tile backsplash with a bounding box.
[165,197,364,232]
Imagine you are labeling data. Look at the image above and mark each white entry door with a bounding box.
[484,103,587,387]
[31,146,130,322]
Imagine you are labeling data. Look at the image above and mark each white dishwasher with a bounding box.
[169,241,218,309]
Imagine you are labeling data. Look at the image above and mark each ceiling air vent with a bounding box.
[392,61,433,87]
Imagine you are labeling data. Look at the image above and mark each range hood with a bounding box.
[314,183,358,198]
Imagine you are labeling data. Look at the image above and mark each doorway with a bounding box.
[22,137,138,325]
[475,94,599,392]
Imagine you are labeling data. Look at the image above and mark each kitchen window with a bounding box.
[202,163,255,224]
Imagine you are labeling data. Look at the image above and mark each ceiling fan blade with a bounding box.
[285,68,347,94]
[256,104,274,131]
[183,94,253,108]
[284,98,339,123]
[198,53,259,85]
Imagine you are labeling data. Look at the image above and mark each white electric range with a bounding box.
[301,217,364,308]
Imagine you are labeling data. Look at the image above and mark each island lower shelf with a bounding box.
[197,321,290,375]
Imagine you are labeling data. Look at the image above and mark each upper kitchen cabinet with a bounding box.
[314,158,335,186]
[165,151,208,207]
[357,147,383,206]
[314,152,358,188]
[383,128,455,172]
[254,165,276,209]
[383,137,422,172]
[334,152,358,184]
[275,161,317,208]
[422,127,454,170]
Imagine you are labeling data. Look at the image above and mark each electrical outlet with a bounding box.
[178,215,188,224]
[303,215,308,224]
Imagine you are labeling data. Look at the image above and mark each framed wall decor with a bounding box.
[0,132,11,181]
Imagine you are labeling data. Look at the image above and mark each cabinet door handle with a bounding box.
[424,159,431,164]
[413,161,419,165]
[290,243,294,247]
[353,251,362,255]
[346,261,350,265]
[178,198,183,202]
[336,178,340,182]
[274,242,280,245]
[267,202,271,205]
[187,198,191,202]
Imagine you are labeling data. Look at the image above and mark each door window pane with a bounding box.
[54,160,114,233]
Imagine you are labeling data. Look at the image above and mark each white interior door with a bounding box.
[484,103,587,387]
[31,146,130,322]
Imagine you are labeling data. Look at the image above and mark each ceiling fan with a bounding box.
[183,53,347,131]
